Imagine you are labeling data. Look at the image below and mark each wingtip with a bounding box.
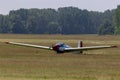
[5,42,10,44]
[111,45,117,48]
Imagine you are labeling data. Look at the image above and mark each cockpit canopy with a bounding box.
[55,42,71,48]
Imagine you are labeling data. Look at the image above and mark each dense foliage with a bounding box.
[0,7,115,34]
[98,19,114,35]
[114,5,120,35]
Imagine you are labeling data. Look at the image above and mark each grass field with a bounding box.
[0,34,120,80]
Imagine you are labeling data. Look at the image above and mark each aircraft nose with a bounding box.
[52,45,59,51]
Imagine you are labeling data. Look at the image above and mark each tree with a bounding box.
[46,22,60,34]
[98,20,114,35]
[12,21,27,33]
[114,5,120,34]
[9,9,28,33]
[0,7,116,34]
[0,15,11,33]
[58,7,91,34]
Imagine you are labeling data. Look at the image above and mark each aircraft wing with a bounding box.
[64,46,117,52]
[6,42,52,50]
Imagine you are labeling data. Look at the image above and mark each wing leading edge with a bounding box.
[64,45,117,52]
[6,42,52,50]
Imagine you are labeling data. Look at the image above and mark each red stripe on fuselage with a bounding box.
[53,45,59,51]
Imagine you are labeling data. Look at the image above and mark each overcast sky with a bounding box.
[0,0,119,14]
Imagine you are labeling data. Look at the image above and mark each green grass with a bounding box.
[0,34,120,80]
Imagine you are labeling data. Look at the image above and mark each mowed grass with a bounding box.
[0,34,120,80]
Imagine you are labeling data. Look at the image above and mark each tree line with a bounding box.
[0,6,118,35]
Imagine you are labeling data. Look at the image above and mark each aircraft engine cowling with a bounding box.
[52,45,64,53]
[52,45,59,51]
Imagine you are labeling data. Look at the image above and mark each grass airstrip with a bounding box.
[0,34,120,80]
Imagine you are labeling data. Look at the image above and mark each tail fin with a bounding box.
[78,41,83,53]
[78,41,83,48]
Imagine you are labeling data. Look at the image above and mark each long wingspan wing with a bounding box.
[6,42,53,50]
[64,45,117,52]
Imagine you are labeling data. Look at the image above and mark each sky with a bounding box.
[0,0,119,14]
